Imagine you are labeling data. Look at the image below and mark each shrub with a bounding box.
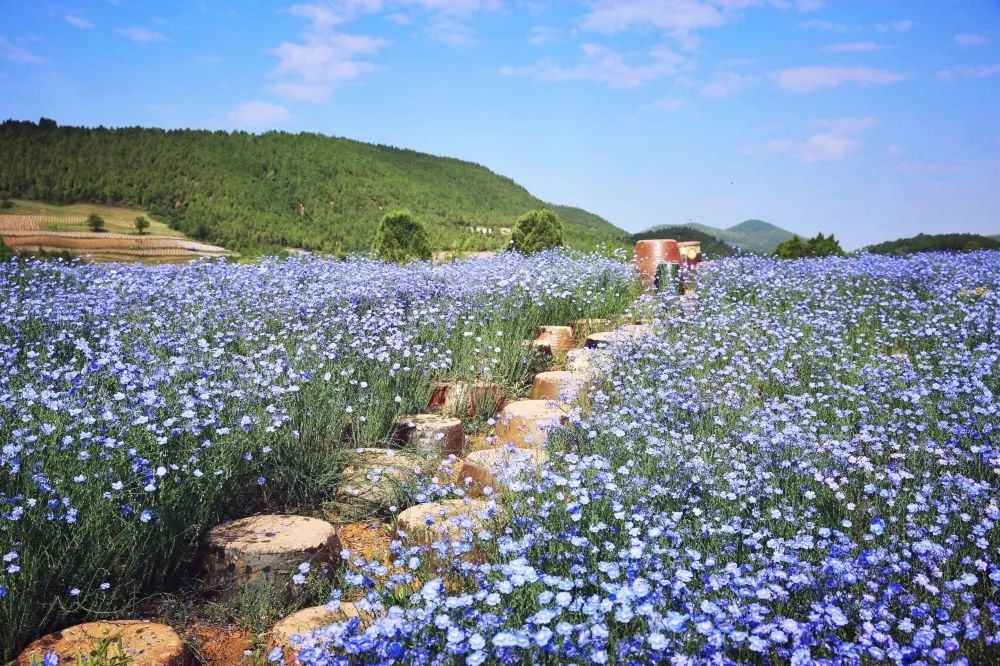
[371,210,432,263]
[775,232,844,259]
[134,216,150,235]
[86,213,106,233]
[511,208,564,254]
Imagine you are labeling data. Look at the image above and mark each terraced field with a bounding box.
[0,201,234,262]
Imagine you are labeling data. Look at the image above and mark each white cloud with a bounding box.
[194,52,222,66]
[396,0,501,45]
[700,71,748,97]
[529,25,561,45]
[269,3,387,102]
[569,2,824,49]
[386,12,413,25]
[804,18,914,34]
[398,0,502,13]
[649,97,684,111]
[937,62,1000,81]
[228,100,293,128]
[894,161,968,175]
[289,1,383,29]
[764,134,861,162]
[774,65,904,92]
[0,37,45,64]
[874,19,914,34]
[500,43,685,89]
[824,41,887,52]
[579,0,727,34]
[800,18,851,32]
[426,15,476,45]
[65,15,94,30]
[954,33,989,47]
[117,26,166,43]
[813,116,879,133]
[762,115,878,163]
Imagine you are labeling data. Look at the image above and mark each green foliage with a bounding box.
[511,209,564,254]
[775,232,845,259]
[371,209,432,263]
[775,235,806,259]
[866,232,1000,256]
[0,119,627,255]
[630,225,737,258]
[680,219,795,255]
[85,213,105,233]
[133,216,150,235]
[0,198,13,210]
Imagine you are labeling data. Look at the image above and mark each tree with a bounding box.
[86,213,106,233]
[134,216,150,235]
[804,233,844,257]
[775,233,843,259]
[511,208,564,254]
[371,209,432,263]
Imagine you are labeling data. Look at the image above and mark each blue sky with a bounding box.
[1,1,998,248]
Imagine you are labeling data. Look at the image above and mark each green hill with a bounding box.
[0,119,627,255]
[680,219,794,254]
[865,232,1000,256]
[629,225,738,258]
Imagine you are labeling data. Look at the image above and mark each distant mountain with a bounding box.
[865,233,1000,256]
[0,119,627,255]
[676,220,795,255]
[629,225,738,258]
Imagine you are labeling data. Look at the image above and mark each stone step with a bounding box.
[428,380,503,417]
[565,347,595,373]
[269,602,372,658]
[531,325,574,355]
[570,318,613,339]
[529,370,588,402]
[584,324,652,349]
[494,399,567,449]
[201,515,340,599]
[18,621,190,666]
[335,448,428,508]
[395,498,492,546]
[459,447,548,496]
[394,413,465,457]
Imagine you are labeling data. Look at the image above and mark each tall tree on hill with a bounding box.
[511,209,564,254]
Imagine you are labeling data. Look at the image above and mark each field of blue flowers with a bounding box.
[282,253,1000,665]
[0,251,639,660]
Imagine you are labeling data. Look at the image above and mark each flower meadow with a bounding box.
[0,250,638,659]
[281,253,1000,665]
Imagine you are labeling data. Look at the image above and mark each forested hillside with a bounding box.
[0,119,626,254]
[682,219,794,255]
[866,232,1000,256]
[629,225,737,257]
